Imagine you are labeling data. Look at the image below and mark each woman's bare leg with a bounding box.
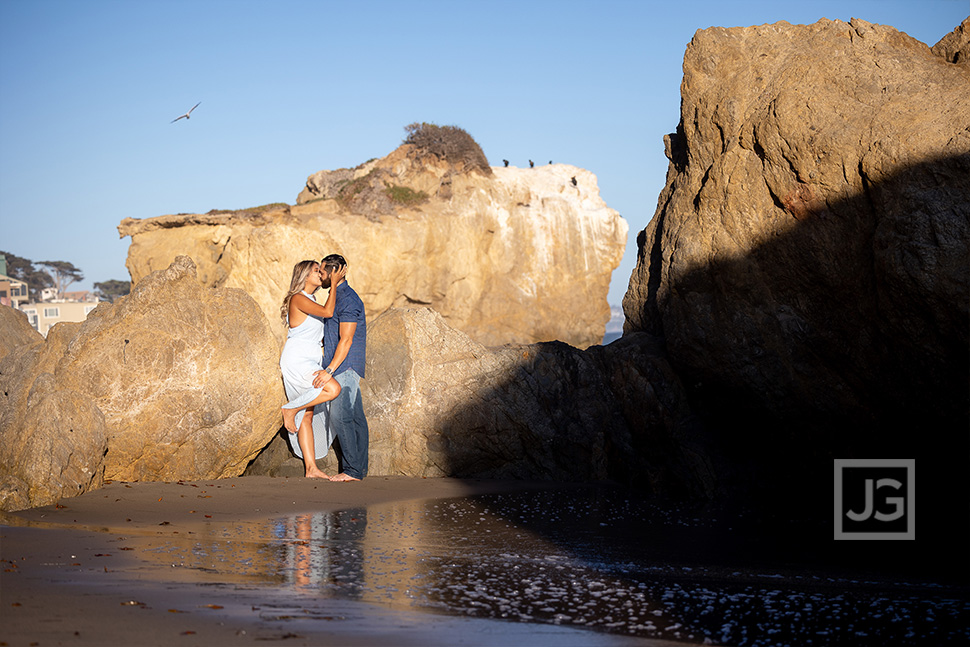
[296,408,329,479]
[282,380,341,433]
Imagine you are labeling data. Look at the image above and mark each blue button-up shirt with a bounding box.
[323,282,367,378]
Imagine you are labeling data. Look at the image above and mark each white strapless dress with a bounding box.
[279,292,333,459]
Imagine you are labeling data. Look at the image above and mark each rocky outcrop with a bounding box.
[0,324,107,512]
[931,16,969,63]
[623,19,969,486]
[0,305,42,361]
[119,142,627,349]
[0,256,282,511]
[247,307,716,498]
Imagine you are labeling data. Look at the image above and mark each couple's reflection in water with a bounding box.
[171,503,424,607]
[272,508,368,594]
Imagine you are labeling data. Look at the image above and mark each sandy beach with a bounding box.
[1,476,681,647]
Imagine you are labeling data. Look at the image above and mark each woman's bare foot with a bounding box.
[330,472,360,482]
[282,407,298,433]
[305,468,330,479]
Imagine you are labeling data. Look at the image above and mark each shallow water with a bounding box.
[136,486,969,646]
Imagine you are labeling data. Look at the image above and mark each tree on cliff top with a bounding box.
[404,122,492,175]
[38,260,83,299]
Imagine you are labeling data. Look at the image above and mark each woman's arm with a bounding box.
[292,266,346,319]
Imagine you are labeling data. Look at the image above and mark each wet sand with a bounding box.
[4,476,969,646]
[1,477,681,647]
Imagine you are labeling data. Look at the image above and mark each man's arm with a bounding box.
[312,321,357,388]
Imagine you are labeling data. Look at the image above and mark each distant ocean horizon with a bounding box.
[602,304,624,345]
[602,331,622,345]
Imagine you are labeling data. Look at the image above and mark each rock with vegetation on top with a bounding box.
[119,125,627,350]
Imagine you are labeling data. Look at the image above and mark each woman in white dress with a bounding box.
[279,260,346,478]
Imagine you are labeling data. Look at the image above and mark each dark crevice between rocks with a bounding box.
[214,236,231,265]
[692,165,711,211]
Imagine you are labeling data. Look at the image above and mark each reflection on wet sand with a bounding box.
[129,488,970,646]
[277,509,367,592]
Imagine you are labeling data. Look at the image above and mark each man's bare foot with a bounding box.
[282,407,298,433]
[330,473,360,482]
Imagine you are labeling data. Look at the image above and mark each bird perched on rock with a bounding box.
[529,160,534,168]
[503,159,509,167]
[571,176,577,186]
[171,101,201,123]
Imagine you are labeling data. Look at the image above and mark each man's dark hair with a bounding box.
[321,254,347,273]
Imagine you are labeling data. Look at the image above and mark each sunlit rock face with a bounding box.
[931,16,969,63]
[624,18,969,447]
[120,143,627,350]
[0,256,281,510]
[0,322,107,512]
[0,306,42,361]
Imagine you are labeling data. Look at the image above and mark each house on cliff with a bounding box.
[0,273,29,309]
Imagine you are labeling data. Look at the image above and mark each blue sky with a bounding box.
[1,0,965,305]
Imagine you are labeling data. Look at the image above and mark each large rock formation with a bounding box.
[246,307,716,498]
[0,306,106,511]
[0,305,42,361]
[0,256,282,511]
[119,141,627,349]
[623,19,969,498]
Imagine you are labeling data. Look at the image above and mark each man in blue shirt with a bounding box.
[312,254,368,481]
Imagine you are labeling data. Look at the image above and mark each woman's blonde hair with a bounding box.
[280,260,318,324]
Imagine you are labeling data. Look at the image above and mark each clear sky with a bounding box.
[1,0,965,305]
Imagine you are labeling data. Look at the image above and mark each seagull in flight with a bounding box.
[171,101,201,123]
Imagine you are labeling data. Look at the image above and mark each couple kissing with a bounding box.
[279,254,368,482]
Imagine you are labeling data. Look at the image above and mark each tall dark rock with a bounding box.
[623,18,969,564]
